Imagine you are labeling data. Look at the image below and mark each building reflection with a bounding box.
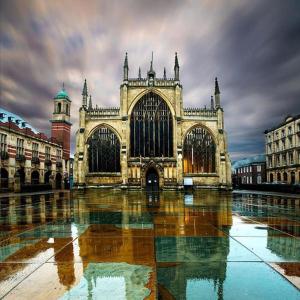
[2,190,299,299]
[0,192,76,290]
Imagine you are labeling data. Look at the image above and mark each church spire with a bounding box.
[150,51,154,72]
[215,77,220,95]
[82,79,88,107]
[211,95,214,110]
[88,95,93,110]
[214,77,221,108]
[138,67,141,79]
[147,51,156,79]
[174,52,179,81]
[163,67,167,79]
[123,52,129,81]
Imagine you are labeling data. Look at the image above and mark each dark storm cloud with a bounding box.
[215,0,300,158]
[0,0,299,159]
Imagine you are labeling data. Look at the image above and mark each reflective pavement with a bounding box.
[0,190,299,299]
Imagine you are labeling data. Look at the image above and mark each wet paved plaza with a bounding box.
[0,190,299,299]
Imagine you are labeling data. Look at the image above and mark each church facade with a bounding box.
[74,53,231,189]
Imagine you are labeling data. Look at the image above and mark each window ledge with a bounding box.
[87,172,122,177]
[184,173,218,177]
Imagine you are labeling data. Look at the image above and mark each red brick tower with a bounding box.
[51,84,72,160]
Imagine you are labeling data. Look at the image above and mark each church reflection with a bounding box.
[0,190,299,299]
[71,190,233,299]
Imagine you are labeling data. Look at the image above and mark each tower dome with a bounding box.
[54,84,70,101]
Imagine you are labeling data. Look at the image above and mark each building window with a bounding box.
[257,165,261,172]
[45,146,51,161]
[257,175,261,184]
[56,149,62,161]
[130,92,173,158]
[183,126,216,174]
[268,157,272,168]
[88,126,121,173]
[288,126,292,135]
[276,141,279,151]
[276,155,280,166]
[281,129,285,138]
[249,166,252,172]
[282,140,285,150]
[0,133,7,152]
[16,138,24,155]
[268,144,272,153]
[32,142,39,158]
[282,153,286,165]
[289,152,294,164]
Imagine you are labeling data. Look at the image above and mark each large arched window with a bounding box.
[183,126,216,173]
[130,92,173,157]
[88,127,120,172]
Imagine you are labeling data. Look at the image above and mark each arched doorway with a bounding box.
[17,168,25,185]
[291,171,295,184]
[1,168,9,188]
[44,171,51,184]
[283,172,288,182]
[277,173,281,182]
[146,168,159,191]
[31,171,39,184]
[56,173,62,189]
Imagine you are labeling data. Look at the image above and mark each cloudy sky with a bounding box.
[0,0,299,160]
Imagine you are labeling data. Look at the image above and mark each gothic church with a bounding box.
[74,53,231,189]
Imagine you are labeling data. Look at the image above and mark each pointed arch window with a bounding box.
[130,92,173,157]
[183,126,216,173]
[88,127,120,172]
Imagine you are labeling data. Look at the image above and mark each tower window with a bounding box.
[57,103,61,113]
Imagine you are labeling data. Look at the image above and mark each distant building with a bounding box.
[264,115,300,184]
[0,86,72,191]
[232,155,266,186]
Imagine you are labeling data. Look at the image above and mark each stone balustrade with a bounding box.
[183,108,217,117]
[127,78,177,87]
[87,107,120,117]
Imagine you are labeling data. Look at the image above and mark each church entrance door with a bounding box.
[146,168,159,191]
